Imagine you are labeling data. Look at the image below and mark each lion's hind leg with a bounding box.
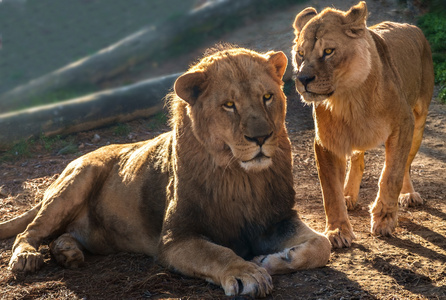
[399,103,429,208]
[400,44,434,208]
[50,233,85,269]
[253,218,331,275]
[9,161,97,273]
[344,151,365,210]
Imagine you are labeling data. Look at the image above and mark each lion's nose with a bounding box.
[244,132,273,146]
[297,74,315,86]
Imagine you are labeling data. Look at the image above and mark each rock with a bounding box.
[92,134,101,143]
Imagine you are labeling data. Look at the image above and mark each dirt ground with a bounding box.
[1,86,445,300]
[1,0,446,299]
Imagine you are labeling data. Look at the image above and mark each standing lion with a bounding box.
[292,1,434,248]
[0,46,331,297]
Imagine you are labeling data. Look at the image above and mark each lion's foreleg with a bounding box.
[314,141,355,248]
[8,241,44,274]
[253,219,331,275]
[344,151,365,210]
[370,124,414,236]
[159,238,273,298]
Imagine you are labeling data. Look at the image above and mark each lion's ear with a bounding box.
[174,71,206,106]
[266,51,288,80]
[343,1,368,38]
[293,7,317,34]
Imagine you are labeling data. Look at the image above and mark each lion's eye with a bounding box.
[323,48,334,56]
[297,50,304,57]
[263,93,273,104]
[223,101,236,110]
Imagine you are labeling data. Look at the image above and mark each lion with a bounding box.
[0,46,331,298]
[291,1,434,248]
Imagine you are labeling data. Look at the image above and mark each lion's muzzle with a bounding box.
[244,131,273,146]
[297,74,316,91]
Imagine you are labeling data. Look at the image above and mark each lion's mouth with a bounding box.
[299,90,334,104]
[240,151,272,172]
[304,90,334,97]
[314,91,334,97]
[242,152,270,163]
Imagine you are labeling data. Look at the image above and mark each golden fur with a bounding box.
[292,1,434,248]
[0,47,330,297]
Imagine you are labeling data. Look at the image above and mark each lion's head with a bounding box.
[172,46,288,172]
[292,1,372,104]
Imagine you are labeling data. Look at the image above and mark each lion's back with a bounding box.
[371,22,434,105]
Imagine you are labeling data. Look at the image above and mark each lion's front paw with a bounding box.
[345,195,357,211]
[9,249,44,273]
[221,261,273,298]
[370,207,397,236]
[325,223,355,248]
[398,192,423,208]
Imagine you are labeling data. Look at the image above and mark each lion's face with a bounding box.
[174,48,288,171]
[292,2,371,104]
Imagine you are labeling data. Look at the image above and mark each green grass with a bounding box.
[38,134,78,155]
[39,134,62,151]
[147,112,168,130]
[0,134,78,162]
[113,123,131,136]
[11,140,33,158]
[418,10,446,102]
[0,140,33,162]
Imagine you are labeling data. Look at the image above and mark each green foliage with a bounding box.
[0,140,33,162]
[433,59,446,83]
[147,112,168,130]
[418,12,446,102]
[11,140,33,158]
[0,134,79,162]
[439,84,446,101]
[113,123,131,136]
[39,134,61,151]
[418,13,446,53]
[45,135,78,155]
[38,134,78,155]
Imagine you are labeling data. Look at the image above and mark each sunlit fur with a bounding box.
[292,1,434,248]
[0,46,330,298]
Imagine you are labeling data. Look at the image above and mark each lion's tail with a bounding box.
[0,203,42,239]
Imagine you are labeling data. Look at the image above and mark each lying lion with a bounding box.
[291,1,434,248]
[0,46,331,297]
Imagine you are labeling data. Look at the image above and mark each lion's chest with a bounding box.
[190,171,294,259]
[314,105,391,157]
